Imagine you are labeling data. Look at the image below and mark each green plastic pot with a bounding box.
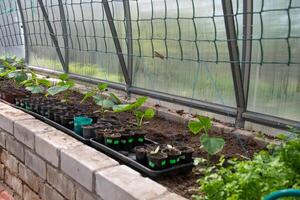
[74,117,93,136]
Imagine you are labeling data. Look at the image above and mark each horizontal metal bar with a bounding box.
[27,65,126,91]
[128,87,237,117]
[243,111,300,130]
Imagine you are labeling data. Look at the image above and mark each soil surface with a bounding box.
[0,79,268,199]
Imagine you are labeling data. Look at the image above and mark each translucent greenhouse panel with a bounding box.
[63,0,126,83]
[0,0,24,57]
[130,0,236,107]
[247,1,300,121]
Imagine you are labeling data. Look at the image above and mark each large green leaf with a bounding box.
[38,79,52,88]
[188,120,202,135]
[26,86,44,94]
[95,99,115,109]
[113,104,133,112]
[59,73,69,81]
[47,85,70,96]
[144,108,155,119]
[132,96,148,109]
[200,134,225,155]
[197,116,212,133]
[8,70,28,83]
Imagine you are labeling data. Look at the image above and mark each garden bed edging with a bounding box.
[0,101,186,200]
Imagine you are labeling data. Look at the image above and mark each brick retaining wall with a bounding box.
[0,102,186,200]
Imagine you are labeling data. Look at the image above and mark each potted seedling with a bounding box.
[103,129,122,151]
[188,116,225,159]
[134,145,148,164]
[162,144,181,167]
[46,73,74,101]
[147,146,168,170]
[113,96,156,147]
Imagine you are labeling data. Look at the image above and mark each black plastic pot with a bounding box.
[120,129,135,151]
[60,114,74,130]
[177,146,194,164]
[162,148,181,167]
[147,152,168,170]
[134,146,148,164]
[103,132,121,151]
[82,125,97,139]
[134,130,147,146]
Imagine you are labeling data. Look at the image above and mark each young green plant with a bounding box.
[0,56,28,84]
[46,74,74,101]
[21,71,52,94]
[188,116,225,156]
[113,96,155,128]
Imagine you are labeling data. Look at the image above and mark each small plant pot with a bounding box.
[177,146,194,164]
[94,129,111,143]
[162,148,181,167]
[15,98,21,106]
[147,152,168,170]
[2,92,15,104]
[74,117,93,136]
[120,130,135,151]
[53,110,64,124]
[103,132,121,151]
[82,125,97,139]
[134,146,148,164]
[60,114,74,130]
[134,130,147,146]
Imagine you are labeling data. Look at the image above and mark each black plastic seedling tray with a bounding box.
[2,100,90,144]
[2,100,193,177]
[90,138,193,177]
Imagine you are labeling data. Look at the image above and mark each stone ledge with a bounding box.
[0,101,187,200]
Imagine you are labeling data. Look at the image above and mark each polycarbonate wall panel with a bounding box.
[0,0,24,57]
[130,0,237,107]
[63,0,126,83]
[247,1,300,121]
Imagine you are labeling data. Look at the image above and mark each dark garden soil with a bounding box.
[0,79,268,199]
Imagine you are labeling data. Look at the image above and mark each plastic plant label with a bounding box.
[114,140,119,145]
[149,161,155,168]
[128,138,134,143]
[106,138,113,144]
[161,160,166,166]
[170,159,177,165]
[138,137,144,143]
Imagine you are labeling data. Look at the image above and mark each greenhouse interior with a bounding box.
[0,0,299,199]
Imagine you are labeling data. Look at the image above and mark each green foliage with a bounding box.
[0,56,28,84]
[47,73,74,96]
[194,138,300,200]
[188,116,224,156]
[80,83,108,104]
[21,72,52,94]
[113,96,155,128]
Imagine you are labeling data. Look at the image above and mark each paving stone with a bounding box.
[14,119,55,149]
[5,134,24,162]
[35,130,81,167]
[61,144,118,191]
[95,165,167,200]
[25,150,46,179]
[47,164,75,200]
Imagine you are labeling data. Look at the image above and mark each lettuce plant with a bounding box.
[188,116,225,155]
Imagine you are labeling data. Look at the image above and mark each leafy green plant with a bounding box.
[193,137,300,200]
[47,73,74,96]
[188,116,225,155]
[21,72,52,94]
[0,56,28,84]
[113,96,155,128]
[80,83,108,104]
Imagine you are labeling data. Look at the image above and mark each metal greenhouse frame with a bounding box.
[0,0,299,130]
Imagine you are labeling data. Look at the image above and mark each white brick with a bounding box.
[41,184,64,200]
[0,131,6,148]
[23,185,41,200]
[5,134,24,161]
[19,163,44,193]
[5,170,23,196]
[35,130,81,167]
[2,153,19,175]
[76,185,103,200]
[25,150,46,179]
[47,164,75,200]
[0,106,34,133]
[61,145,118,191]
[14,119,56,149]
[95,165,167,200]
